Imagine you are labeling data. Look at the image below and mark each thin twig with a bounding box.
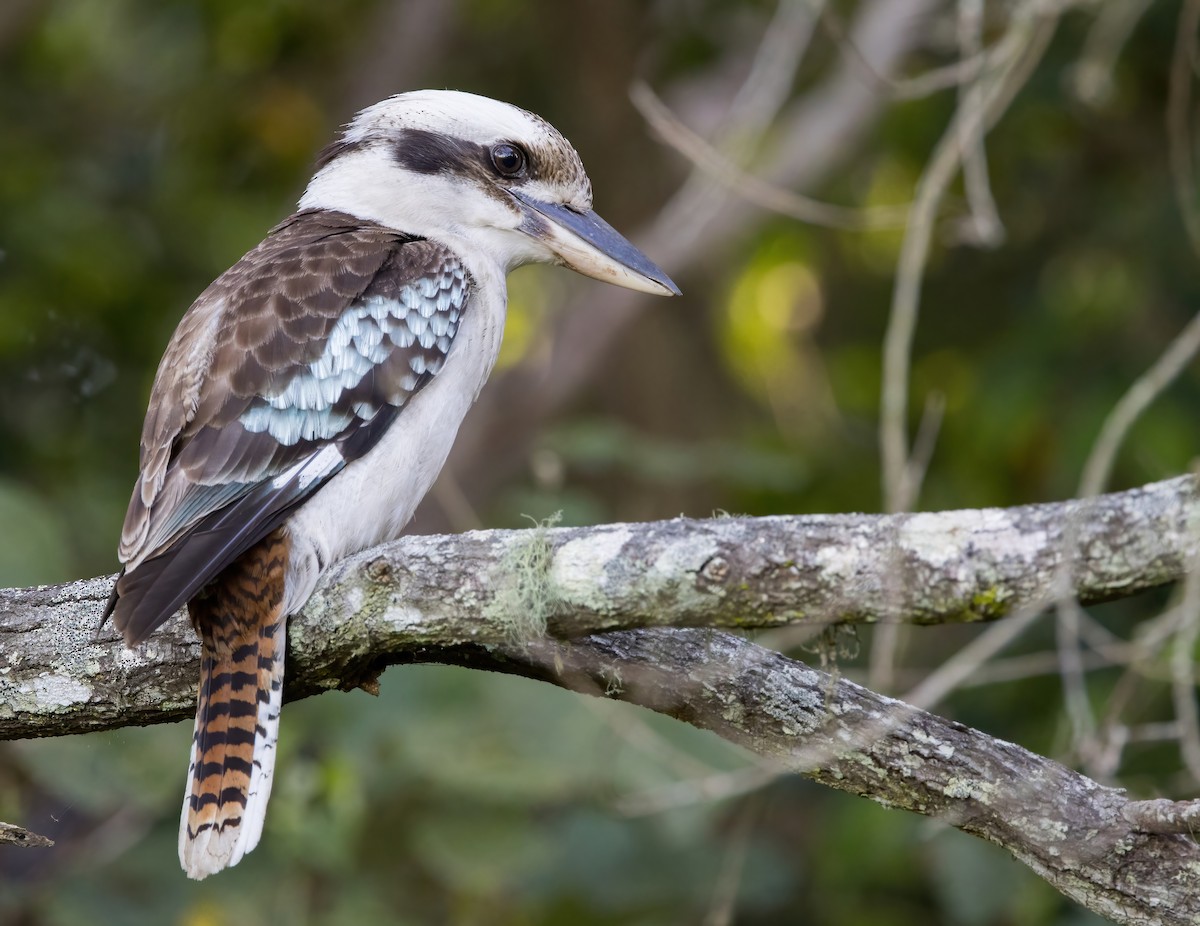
[615,767,780,817]
[725,0,822,145]
[702,794,762,926]
[879,6,1063,714]
[819,3,991,100]
[1072,1,1200,501]
[1172,547,1200,782]
[867,389,945,691]
[881,6,1058,513]
[1068,0,1154,107]
[867,621,904,693]
[654,0,823,247]
[902,391,948,518]
[903,599,1049,710]
[581,694,731,782]
[631,82,911,230]
[1056,23,1200,763]
[953,0,1005,248]
[1056,595,1100,769]
[954,642,1134,688]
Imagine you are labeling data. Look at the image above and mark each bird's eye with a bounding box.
[490,143,527,177]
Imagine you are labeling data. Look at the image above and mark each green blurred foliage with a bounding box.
[0,1,1194,923]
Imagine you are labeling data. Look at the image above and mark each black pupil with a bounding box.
[494,145,523,175]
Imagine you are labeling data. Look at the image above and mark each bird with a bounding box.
[101,89,679,880]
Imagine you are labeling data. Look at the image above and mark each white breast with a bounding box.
[279,248,507,615]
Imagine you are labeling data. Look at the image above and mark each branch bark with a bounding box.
[483,630,1200,926]
[2,475,1196,739]
[10,633,1187,918]
[2,477,1197,922]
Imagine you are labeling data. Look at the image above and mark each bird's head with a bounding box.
[300,90,679,296]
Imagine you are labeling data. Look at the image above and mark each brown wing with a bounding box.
[108,209,471,644]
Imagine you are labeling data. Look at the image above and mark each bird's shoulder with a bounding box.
[184,209,465,431]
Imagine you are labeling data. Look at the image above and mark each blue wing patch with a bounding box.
[238,264,468,446]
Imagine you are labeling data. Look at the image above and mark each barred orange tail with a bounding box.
[179,529,290,880]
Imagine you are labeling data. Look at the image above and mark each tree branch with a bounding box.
[473,629,1200,925]
[2,475,1196,739]
[2,476,1198,921]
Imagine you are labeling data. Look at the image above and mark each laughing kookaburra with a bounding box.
[102,90,679,880]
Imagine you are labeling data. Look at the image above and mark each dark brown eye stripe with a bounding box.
[392,129,493,178]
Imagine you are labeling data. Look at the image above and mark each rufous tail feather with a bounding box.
[179,528,289,880]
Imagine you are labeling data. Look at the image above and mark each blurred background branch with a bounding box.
[426,0,940,527]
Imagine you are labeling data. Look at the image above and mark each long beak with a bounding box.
[512,191,680,296]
